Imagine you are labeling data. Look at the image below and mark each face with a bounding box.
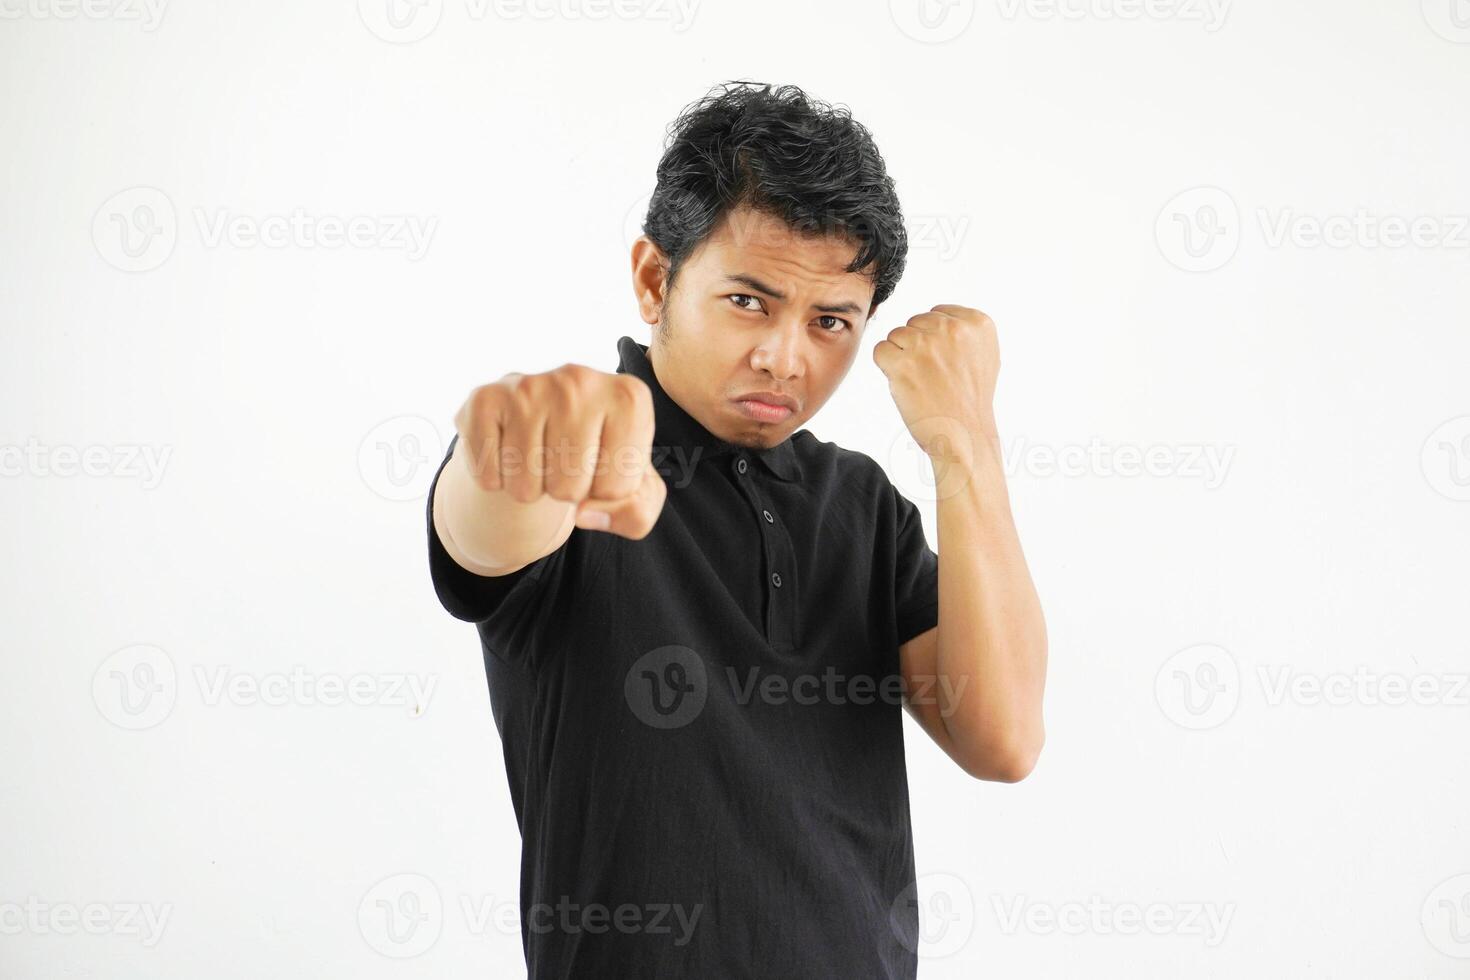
[630,204,878,450]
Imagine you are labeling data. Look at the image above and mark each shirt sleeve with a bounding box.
[425,433,570,663]
[891,481,940,648]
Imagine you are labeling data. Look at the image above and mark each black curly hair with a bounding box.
[641,80,907,315]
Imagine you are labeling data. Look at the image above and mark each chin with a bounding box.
[747,425,790,449]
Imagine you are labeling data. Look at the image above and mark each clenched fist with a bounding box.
[873,304,1000,459]
[453,365,668,539]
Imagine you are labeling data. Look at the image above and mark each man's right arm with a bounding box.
[431,435,579,576]
[431,365,668,579]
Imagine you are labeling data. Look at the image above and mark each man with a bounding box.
[427,81,1047,978]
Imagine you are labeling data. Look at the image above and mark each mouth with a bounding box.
[731,392,797,423]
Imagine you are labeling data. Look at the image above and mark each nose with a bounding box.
[749,319,803,382]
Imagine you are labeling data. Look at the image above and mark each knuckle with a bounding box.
[621,371,651,396]
[612,374,652,413]
[507,372,537,398]
[507,481,540,504]
[553,363,595,391]
[467,384,501,422]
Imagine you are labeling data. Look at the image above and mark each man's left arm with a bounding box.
[874,304,1048,782]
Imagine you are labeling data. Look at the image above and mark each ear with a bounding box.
[631,236,670,327]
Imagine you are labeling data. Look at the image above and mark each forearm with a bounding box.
[933,425,1048,775]
[433,436,576,574]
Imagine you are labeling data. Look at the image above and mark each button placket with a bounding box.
[730,452,796,651]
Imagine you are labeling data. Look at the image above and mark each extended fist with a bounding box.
[453,365,668,539]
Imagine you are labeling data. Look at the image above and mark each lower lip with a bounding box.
[733,399,794,423]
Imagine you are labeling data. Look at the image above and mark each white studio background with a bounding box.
[2,1,1468,977]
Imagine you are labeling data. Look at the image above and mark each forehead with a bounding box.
[691,206,871,286]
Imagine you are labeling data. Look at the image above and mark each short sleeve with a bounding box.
[425,433,569,662]
[891,483,939,647]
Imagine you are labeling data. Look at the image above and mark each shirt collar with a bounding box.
[615,335,803,483]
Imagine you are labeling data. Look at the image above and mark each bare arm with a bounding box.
[899,430,1047,782]
[876,305,1048,781]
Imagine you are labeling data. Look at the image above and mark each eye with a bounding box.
[728,294,766,314]
[816,315,851,333]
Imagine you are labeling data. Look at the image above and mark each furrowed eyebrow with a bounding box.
[721,273,864,316]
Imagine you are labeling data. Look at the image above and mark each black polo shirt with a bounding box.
[426,335,940,979]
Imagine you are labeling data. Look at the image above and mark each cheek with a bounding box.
[809,350,853,398]
[672,296,730,337]
[703,297,742,326]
